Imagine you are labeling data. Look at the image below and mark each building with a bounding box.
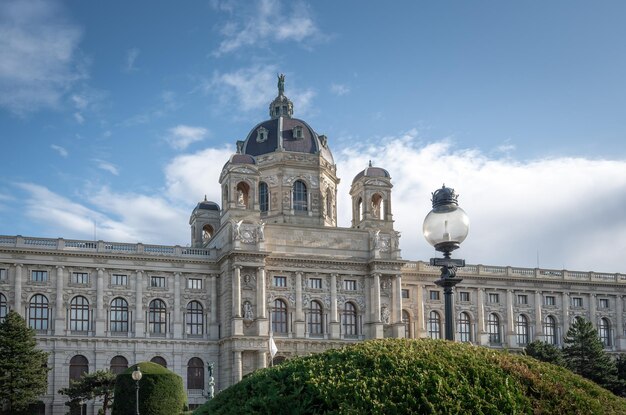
[1,79,625,414]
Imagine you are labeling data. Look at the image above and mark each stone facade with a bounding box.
[0,82,624,414]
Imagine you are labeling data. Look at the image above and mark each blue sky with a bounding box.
[1,0,626,272]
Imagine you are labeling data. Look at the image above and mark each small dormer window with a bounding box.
[256,127,268,143]
[293,126,303,140]
[319,135,328,148]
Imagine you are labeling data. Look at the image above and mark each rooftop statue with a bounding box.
[277,73,285,95]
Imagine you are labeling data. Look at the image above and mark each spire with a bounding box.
[269,73,294,119]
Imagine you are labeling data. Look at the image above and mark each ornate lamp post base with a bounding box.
[432,256,465,341]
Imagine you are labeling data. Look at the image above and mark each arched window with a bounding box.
[70,296,90,332]
[599,318,611,347]
[516,314,530,346]
[186,301,204,336]
[259,182,269,213]
[371,193,383,219]
[458,312,471,342]
[272,299,288,334]
[202,224,214,243]
[402,310,411,338]
[0,293,7,322]
[110,356,128,375]
[544,315,557,345]
[110,297,129,332]
[69,355,89,381]
[187,357,204,390]
[292,180,307,211]
[236,182,250,207]
[343,302,358,336]
[28,294,49,331]
[488,313,501,344]
[357,198,363,221]
[151,356,167,367]
[428,311,441,339]
[308,300,323,335]
[149,299,167,334]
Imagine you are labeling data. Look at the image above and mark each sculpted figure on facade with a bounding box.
[381,306,391,324]
[232,220,243,240]
[257,221,265,241]
[243,301,254,320]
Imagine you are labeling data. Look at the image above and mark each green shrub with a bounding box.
[194,339,626,414]
[112,362,186,415]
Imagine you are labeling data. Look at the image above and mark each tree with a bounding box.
[0,310,49,413]
[613,354,626,396]
[562,317,618,391]
[59,370,117,415]
[524,340,566,366]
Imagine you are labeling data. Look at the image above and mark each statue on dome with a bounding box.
[277,73,285,95]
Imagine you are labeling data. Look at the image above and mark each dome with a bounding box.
[230,154,256,165]
[194,197,220,212]
[352,162,391,184]
[240,75,334,164]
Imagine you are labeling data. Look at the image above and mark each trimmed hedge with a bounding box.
[112,361,187,415]
[194,339,626,414]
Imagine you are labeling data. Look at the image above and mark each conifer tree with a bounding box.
[0,310,49,413]
[562,317,618,391]
[524,340,566,366]
[59,370,116,415]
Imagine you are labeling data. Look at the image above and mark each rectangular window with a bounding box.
[187,278,202,290]
[31,270,48,282]
[0,268,6,280]
[517,294,528,305]
[309,278,322,289]
[488,293,499,303]
[111,274,128,286]
[273,276,287,287]
[150,276,166,288]
[599,298,609,309]
[429,290,440,301]
[459,291,470,302]
[402,289,410,299]
[343,280,357,291]
[545,295,556,306]
[71,272,89,284]
[572,297,583,307]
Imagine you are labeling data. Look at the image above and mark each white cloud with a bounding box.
[0,0,85,115]
[334,131,626,273]
[124,48,139,72]
[50,144,68,157]
[166,125,209,150]
[94,160,119,176]
[330,83,350,96]
[214,0,319,55]
[73,112,84,124]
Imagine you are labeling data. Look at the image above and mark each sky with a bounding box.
[1,0,626,273]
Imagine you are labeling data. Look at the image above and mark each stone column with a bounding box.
[416,284,426,337]
[14,264,22,315]
[534,291,542,342]
[616,295,624,348]
[54,266,65,333]
[209,275,218,340]
[589,293,597,327]
[294,272,305,337]
[232,266,243,335]
[257,350,267,370]
[562,292,570,342]
[256,267,268,336]
[506,289,515,347]
[370,273,383,339]
[392,275,405,338]
[173,272,182,338]
[135,270,145,337]
[477,288,487,344]
[329,273,340,338]
[95,268,105,335]
[233,351,243,384]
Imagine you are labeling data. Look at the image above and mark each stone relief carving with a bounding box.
[381,305,391,324]
[242,301,254,320]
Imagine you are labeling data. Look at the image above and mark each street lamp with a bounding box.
[423,185,470,341]
[132,365,142,415]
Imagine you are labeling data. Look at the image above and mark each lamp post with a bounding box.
[131,365,142,415]
[423,185,470,341]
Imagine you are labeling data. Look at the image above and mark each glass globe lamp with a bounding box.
[423,185,470,254]
[132,366,142,381]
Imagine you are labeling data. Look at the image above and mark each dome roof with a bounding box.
[240,75,334,164]
[352,162,391,184]
[194,197,220,212]
[230,154,256,165]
